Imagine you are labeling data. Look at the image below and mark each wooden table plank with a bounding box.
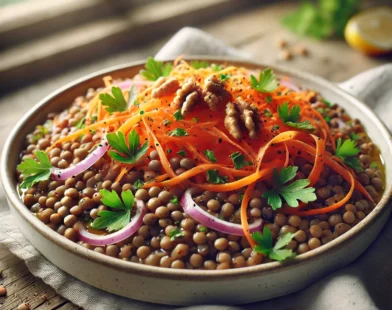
[0,2,391,309]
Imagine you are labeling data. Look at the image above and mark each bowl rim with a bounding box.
[2,56,392,281]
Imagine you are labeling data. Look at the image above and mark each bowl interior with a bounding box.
[2,57,392,278]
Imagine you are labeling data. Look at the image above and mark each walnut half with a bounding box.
[224,97,261,140]
[172,77,200,117]
[152,77,180,98]
[202,75,231,111]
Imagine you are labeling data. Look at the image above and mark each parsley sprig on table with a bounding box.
[17,151,53,189]
[263,166,316,210]
[107,129,148,164]
[140,57,173,81]
[99,87,128,114]
[335,138,363,171]
[278,102,314,130]
[250,68,278,93]
[230,152,252,169]
[252,226,296,261]
[91,189,134,232]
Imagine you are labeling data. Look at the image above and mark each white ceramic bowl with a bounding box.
[1,58,391,305]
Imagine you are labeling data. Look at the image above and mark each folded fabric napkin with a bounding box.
[1,27,391,310]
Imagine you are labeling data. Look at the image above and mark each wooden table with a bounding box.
[0,2,391,309]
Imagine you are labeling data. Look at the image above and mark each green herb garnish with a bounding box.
[206,170,227,184]
[190,60,209,69]
[230,152,252,169]
[278,102,314,130]
[133,179,144,190]
[335,138,363,171]
[262,166,316,210]
[265,96,272,103]
[32,124,49,142]
[99,87,127,114]
[169,227,185,240]
[167,149,172,154]
[177,149,187,157]
[107,129,148,164]
[192,117,199,123]
[252,226,296,261]
[170,196,179,204]
[250,68,278,93]
[170,128,189,137]
[140,110,145,115]
[91,189,134,232]
[204,150,217,163]
[370,162,379,169]
[75,118,86,129]
[199,226,208,232]
[17,151,53,189]
[173,110,183,121]
[220,74,230,81]
[322,99,333,107]
[264,109,273,118]
[351,132,359,141]
[325,116,331,123]
[211,63,224,71]
[140,57,172,81]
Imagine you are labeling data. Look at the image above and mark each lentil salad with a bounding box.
[16,58,385,270]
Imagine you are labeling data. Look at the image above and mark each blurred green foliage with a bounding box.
[282,0,360,39]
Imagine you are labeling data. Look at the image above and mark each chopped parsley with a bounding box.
[370,162,379,169]
[133,179,144,190]
[107,129,148,164]
[169,227,185,240]
[17,151,53,189]
[322,99,333,107]
[252,226,296,261]
[170,196,179,204]
[163,119,172,126]
[230,152,252,169]
[250,68,279,93]
[192,117,199,123]
[265,96,272,103]
[75,118,86,129]
[278,102,314,130]
[177,149,187,157]
[199,226,208,232]
[140,57,172,81]
[351,132,359,141]
[139,110,145,115]
[173,110,183,121]
[262,166,316,210]
[211,63,224,71]
[335,138,363,171]
[206,170,227,184]
[204,150,217,162]
[91,189,134,232]
[190,60,209,69]
[220,74,230,81]
[169,128,189,137]
[167,149,172,154]
[32,124,50,142]
[264,109,273,117]
[99,87,128,114]
[325,116,331,123]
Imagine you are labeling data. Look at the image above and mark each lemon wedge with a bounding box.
[345,7,392,55]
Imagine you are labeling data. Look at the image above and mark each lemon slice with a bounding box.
[345,7,392,55]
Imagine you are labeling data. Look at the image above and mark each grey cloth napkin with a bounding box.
[1,27,392,310]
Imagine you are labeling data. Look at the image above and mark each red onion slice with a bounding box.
[51,140,109,181]
[181,188,262,236]
[280,79,301,92]
[76,200,146,246]
[115,80,153,91]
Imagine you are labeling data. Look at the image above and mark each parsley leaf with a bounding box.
[76,118,86,129]
[32,124,50,142]
[100,87,127,114]
[220,74,230,81]
[230,152,252,169]
[250,68,278,93]
[190,60,209,69]
[177,149,187,157]
[322,98,333,107]
[206,170,227,184]
[192,117,199,123]
[262,166,316,210]
[265,96,272,103]
[140,57,172,81]
[264,109,273,117]
[335,138,363,171]
[133,179,144,190]
[370,162,379,169]
[17,151,53,189]
[173,110,183,121]
[169,128,189,137]
[107,129,148,164]
[351,132,359,141]
[170,196,179,204]
[211,63,224,71]
[91,189,134,232]
[169,227,185,240]
[199,226,208,232]
[278,102,314,130]
[252,226,296,261]
[204,150,217,162]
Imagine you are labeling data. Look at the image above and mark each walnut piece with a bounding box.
[224,97,261,140]
[152,77,180,98]
[172,78,200,116]
[202,75,231,111]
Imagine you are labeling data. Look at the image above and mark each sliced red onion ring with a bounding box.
[51,140,109,181]
[280,80,301,92]
[181,188,262,236]
[76,200,146,246]
[115,80,153,91]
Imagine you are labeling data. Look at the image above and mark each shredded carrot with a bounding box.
[241,182,256,247]
[115,166,130,183]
